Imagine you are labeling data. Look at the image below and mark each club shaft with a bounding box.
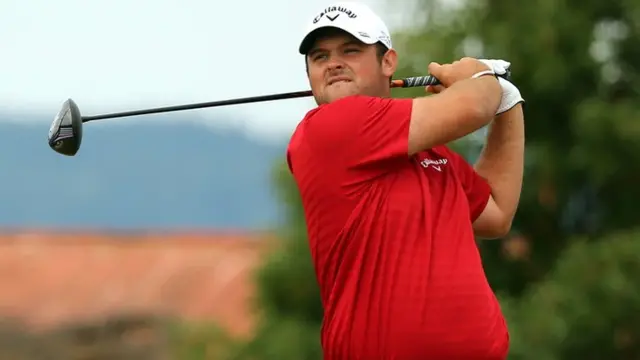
[81,75,441,122]
[81,90,315,122]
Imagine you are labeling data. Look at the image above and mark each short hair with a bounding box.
[373,42,390,61]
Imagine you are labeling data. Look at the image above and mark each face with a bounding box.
[305,29,397,105]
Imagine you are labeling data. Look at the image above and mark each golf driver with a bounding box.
[47,71,511,157]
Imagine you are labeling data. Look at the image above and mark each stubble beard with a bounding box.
[313,79,390,105]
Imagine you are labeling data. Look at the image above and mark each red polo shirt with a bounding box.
[286,95,509,360]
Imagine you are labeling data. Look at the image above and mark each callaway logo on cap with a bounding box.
[298,1,393,54]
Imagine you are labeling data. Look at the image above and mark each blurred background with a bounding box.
[1,0,639,358]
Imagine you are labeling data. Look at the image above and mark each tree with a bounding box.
[502,229,640,359]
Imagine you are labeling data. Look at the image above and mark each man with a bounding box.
[286,2,525,359]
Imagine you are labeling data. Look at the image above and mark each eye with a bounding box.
[344,48,360,54]
[312,53,328,62]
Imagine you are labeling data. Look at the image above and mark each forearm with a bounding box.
[474,104,525,223]
[409,76,502,154]
[448,76,503,122]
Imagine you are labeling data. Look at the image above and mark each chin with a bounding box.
[324,83,359,103]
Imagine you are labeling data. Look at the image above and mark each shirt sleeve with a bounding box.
[445,147,492,222]
[302,95,413,185]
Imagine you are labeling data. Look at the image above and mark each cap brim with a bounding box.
[298,25,378,55]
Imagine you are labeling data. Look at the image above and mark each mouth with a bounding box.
[327,77,352,86]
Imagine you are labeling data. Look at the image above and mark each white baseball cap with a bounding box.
[298,2,393,55]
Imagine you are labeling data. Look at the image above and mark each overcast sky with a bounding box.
[0,0,415,142]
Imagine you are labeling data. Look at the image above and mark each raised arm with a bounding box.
[472,102,525,238]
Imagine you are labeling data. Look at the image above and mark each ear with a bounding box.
[381,48,398,78]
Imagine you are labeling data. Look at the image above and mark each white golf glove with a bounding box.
[478,59,511,77]
[478,59,525,115]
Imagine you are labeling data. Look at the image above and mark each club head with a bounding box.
[48,98,83,156]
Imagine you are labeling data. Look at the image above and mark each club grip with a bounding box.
[402,75,441,87]
[398,70,512,89]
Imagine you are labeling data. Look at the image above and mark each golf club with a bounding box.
[47,71,511,157]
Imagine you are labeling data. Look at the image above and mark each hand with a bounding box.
[496,77,525,115]
[427,72,525,115]
[427,57,493,88]
[478,59,511,78]
[477,59,523,114]
[426,57,523,115]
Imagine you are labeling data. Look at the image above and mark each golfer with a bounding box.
[286,2,525,359]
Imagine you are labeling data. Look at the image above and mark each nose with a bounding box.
[326,56,345,71]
